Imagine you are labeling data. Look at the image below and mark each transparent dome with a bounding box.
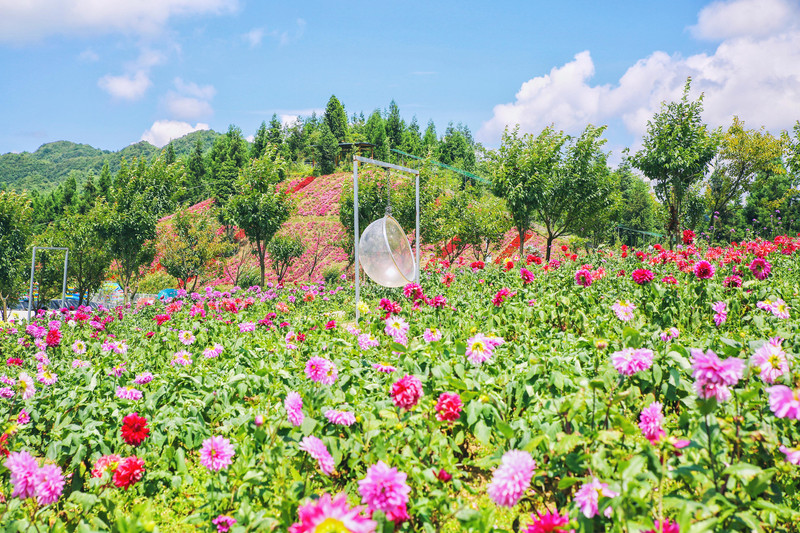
[359,215,416,287]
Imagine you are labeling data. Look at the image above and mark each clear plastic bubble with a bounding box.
[359,216,416,287]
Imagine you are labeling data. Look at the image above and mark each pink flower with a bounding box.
[749,257,771,280]
[358,461,410,523]
[299,436,335,475]
[751,339,790,384]
[779,445,800,465]
[358,333,380,350]
[639,402,665,444]
[575,269,593,287]
[133,372,153,384]
[523,509,574,533]
[643,519,680,533]
[178,330,196,345]
[574,478,618,518]
[4,450,39,499]
[611,348,654,376]
[17,373,35,400]
[325,409,356,426]
[423,328,442,343]
[285,391,304,426]
[631,269,654,285]
[435,392,463,422]
[520,268,535,284]
[487,450,536,507]
[384,316,409,341]
[116,386,143,401]
[466,333,494,365]
[239,321,256,332]
[767,385,800,419]
[290,493,376,533]
[305,356,337,385]
[372,363,397,373]
[693,260,715,279]
[492,287,516,307]
[91,454,122,478]
[391,375,422,410]
[212,515,237,533]
[72,339,87,355]
[34,463,64,506]
[611,300,635,322]
[199,436,235,471]
[661,275,678,285]
[711,301,727,327]
[690,349,743,402]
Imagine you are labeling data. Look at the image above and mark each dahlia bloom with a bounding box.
[690,349,743,402]
[384,316,410,340]
[285,391,304,426]
[5,450,39,498]
[18,373,36,399]
[711,301,727,327]
[133,372,154,385]
[779,445,800,465]
[358,333,380,350]
[34,463,64,505]
[92,454,122,478]
[212,515,237,533]
[45,328,62,347]
[372,363,398,373]
[574,478,618,518]
[611,348,654,376]
[611,300,636,322]
[767,385,800,419]
[435,392,463,422]
[325,409,356,426]
[290,493,376,533]
[403,283,424,300]
[199,436,235,471]
[639,401,665,444]
[643,519,681,533]
[171,350,192,366]
[574,269,593,287]
[660,327,680,343]
[487,450,536,507]
[239,322,257,333]
[466,333,493,365]
[299,436,335,475]
[523,509,574,533]
[771,299,791,319]
[660,275,678,285]
[391,374,423,410]
[305,356,337,385]
[121,413,150,447]
[693,261,715,279]
[751,339,790,384]
[423,328,442,343]
[749,257,772,280]
[72,339,87,355]
[492,287,515,307]
[178,330,196,345]
[723,275,742,288]
[631,268,654,285]
[520,268,535,284]
[113,456,145,489]
[358,461,410,523]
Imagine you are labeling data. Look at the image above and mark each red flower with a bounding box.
[561,245,568,252]
[435,392,463,422]
[113,456,145,490]
[297,332,307,342]
[435,468,452,482]
[504,260,514,271]
[154,314,170,325]
[45,328,62,347]
[683,229,695,245]
[520,268,535,284]
[120,413,150,447]
[441,272,455,286]
[325,320,336,330]
[631,268,654,285]
[6,358,23,367]
[391,375,422,410]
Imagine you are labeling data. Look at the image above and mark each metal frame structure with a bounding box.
[27,246,69,321]
[353,155,420,322]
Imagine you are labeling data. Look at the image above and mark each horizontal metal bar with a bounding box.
[32,247,69,251]
[353,155,419,175]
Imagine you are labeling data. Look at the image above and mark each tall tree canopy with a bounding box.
[324,95,348,143]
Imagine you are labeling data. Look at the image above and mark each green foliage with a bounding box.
[365,110,389,161]
[611,163,661,247]
[324,95,348,143]
[386,100,405,149]
[138,268,178,294]
[314,124,340,176]
[631,78,721,247]
[322,265,341,284]
[267,234,305,284]
[0,190,32,319]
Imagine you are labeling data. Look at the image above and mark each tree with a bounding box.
[401,116,423,156]
[324,95,348,143]
[610,162,661,247]
[460,194,513,261]
[386,100,405,149]
[251,121,269,159]
[164,142,176,165]
[97,197,157,304]
[267,235,305,284]
[98,161,113,197]
[438,123,476,172]
[422,120,438,155]
[315,123,340,176]
[0,191,32,320]
[159,207,234,291]
[208,125,249,204]
[491,126,564,259]
[365,110,389,160]
[268,114,285,154]
[224,147,293,287]
[187,138,207,202]
[631,78,720,248]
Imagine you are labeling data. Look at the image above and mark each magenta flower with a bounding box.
[487,450,536,507]
[611,348,654,376]
[133,372,154,385]
[520,268,535,284]
[631,268,654,285]
[642,520,681,533]
[199,436,235,471]
[212,515,237,533]
[751,338,789,384]
[178,330,196,345]
[779,445,800,465]
[611,300,635,322]
[72,339,87,355]
[391,374,423,410]
[290,493,376,533]
[285,391,304,426]
[466,333,494,365]
[171,351,192,366]
[372,362,397,373]
[4,450,39,499]
[574,478,618,518]
[711,301,727,327]
[239,322,257,333]
[423,328,443,343]
[639,401,665,444]
[325,409,356,426]
[767,385,800,419]
[299,436,335,476]
[749,257,771,280]
[305,356,337,385]
[116,386,143,401]
[384,316,410,341]
[358,461,410,523]
[523,509,574,533]
[693,260,715,279]
[357,333,380,350]
[435,392,463,422]
[575,269,593,287]
[690,349,743,402]
[34,463,64,506]
[72,359,91,369]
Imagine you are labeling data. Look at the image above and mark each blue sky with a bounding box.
[2,0,800,160]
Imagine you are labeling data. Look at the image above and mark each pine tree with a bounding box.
[385,100,405,149]
[251,121,268,159]
[98,161,112,197]
[187,138,207,201]
[324,95,348,143]
[165,142,176,165]
[315,123,340,175]
[268,114,284,146]
[423,120,438,156]
[365,110,388,161]
[401,116,423,156]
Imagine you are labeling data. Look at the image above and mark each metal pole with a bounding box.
[353,158,360,323]
[61,250,69,307]
[415,172,420,283]
[27,247,36,322]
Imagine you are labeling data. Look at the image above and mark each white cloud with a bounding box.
[97,71,152,100]
[0,0,239,44]
[690,0,799,40]
[140,120,210,147]
[163,77,215,120]
[244,28,264,48]
[478,0,800,148]
[78,48,99,62]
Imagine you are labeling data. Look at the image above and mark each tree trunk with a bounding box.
[517,224,526,260]
[545,234,555,262]
[0,295,7,322]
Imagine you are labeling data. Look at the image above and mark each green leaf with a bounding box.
[473,420,492,445]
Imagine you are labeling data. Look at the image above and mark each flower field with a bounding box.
[1,237,800,532]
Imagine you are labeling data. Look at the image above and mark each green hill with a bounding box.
[0,129,222,194]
